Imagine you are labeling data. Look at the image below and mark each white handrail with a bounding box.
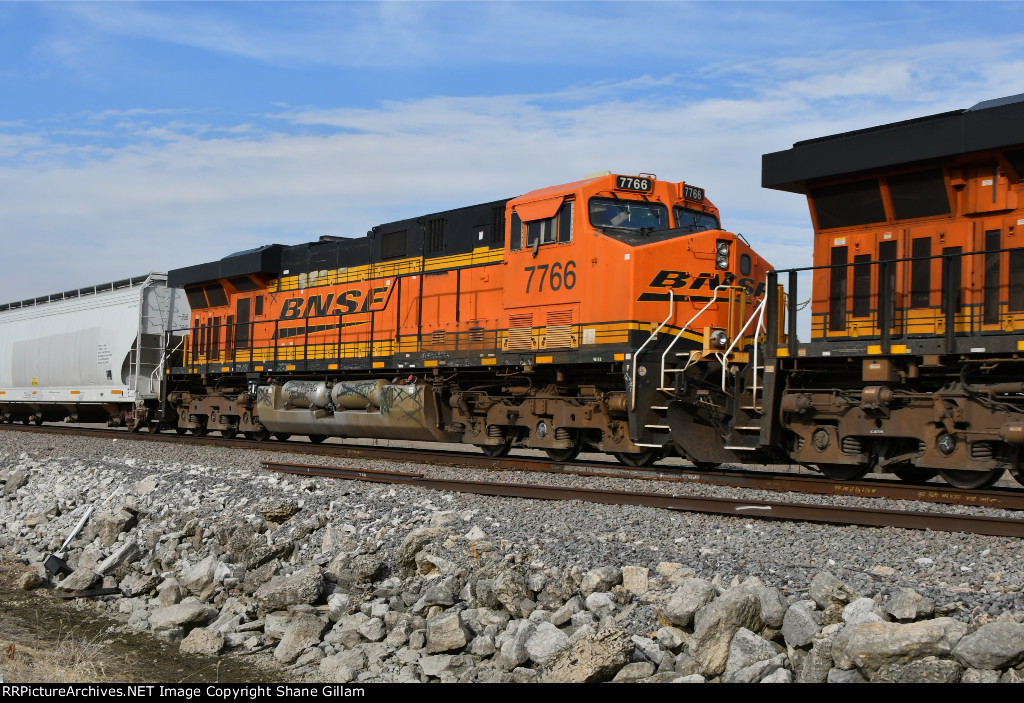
[718,296,767,393]
[659,285,731,384]
[150,336,184,394]
[749,274,771,410]
[630,290,674,411]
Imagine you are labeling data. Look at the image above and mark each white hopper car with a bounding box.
[0,274,190,428]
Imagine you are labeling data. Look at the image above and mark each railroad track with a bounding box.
[5,423,1024,514]
[261,460,1024,538]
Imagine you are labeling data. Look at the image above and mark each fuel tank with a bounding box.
[256,381,459,442]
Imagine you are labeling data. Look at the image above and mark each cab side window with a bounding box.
[513,202,573,250]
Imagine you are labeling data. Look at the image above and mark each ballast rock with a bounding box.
[4,435,1024,683]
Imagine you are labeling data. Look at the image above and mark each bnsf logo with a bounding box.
[279,286,390,320]
[637,270,765,302]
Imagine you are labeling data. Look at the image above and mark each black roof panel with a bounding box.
[763,95,1024,193]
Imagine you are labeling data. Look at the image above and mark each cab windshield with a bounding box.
[589,197,669,234]
[673,206,720,232]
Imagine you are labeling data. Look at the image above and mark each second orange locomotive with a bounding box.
[166,171,771,465]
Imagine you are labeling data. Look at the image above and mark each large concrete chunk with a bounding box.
[274,613,328,664]
[873,657,962,683]
[326,552,383,588]
[396,528,442,577]
[831,618,968,672]
[96,541,141,576]
[782,601,821,648]
[536,627,633,683]
[426,610,470,653]
[580,566,621,597]
[689,587,763,676]
[525,622,570,665]
[180,554,219,595]
[722,628,780,683]
[659,578,716,628]
[254,566,324,612]
[493,568,532,618]
[497,620,536,668]
[953,622,1024,670]
[150,600,217,632]
[180,628,225,656]
[96,509,137,547]
[809,571,856,609]
[842,598,886,625]
[886,588,935,622]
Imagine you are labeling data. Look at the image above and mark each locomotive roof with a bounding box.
[761,93,1024,193]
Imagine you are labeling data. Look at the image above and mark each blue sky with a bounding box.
[2,1,1023,301]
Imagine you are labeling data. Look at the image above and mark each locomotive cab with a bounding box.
[501,172,772,463]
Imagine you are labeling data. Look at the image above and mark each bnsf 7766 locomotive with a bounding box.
[162,171,770,465]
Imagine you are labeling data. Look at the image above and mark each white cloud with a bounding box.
[4,28,1024,301]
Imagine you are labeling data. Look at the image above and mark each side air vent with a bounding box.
[505,313,535,351]
[543,309,576,349]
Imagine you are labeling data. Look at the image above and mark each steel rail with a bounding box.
[261,460,1024,538]
[5,424,1024,511]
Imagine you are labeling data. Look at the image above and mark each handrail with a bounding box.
[660,285,731,384]
[749,274,770,410]
[630,290,674,411]
[719,295,767,394]
[151,336,184,393]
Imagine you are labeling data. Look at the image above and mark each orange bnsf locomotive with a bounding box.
[740,93,1024,488]
[164,171,771,465]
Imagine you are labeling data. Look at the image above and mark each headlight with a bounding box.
[711,330,728,348]
[716,240,730,270]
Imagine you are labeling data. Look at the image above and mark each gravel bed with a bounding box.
[3,427,1024,621]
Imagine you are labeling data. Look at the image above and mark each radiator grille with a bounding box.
[543,309,575,349]
[506,313,534,351]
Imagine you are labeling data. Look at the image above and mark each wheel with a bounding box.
[938,468,1004,490]
[221,427,238,439]
[252,427,271,442]
[815,463,869,481]
[191,425,208,437]
[308,435,327,444]
[545,442,582,462]
[273,432,291,441]
[891,466,937,484]
[148,422,162,434]
[692,461,721,471]
[477,440,512,458]
[612,449,662,467]
[33,416,43,426]
[175,426,188,435]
